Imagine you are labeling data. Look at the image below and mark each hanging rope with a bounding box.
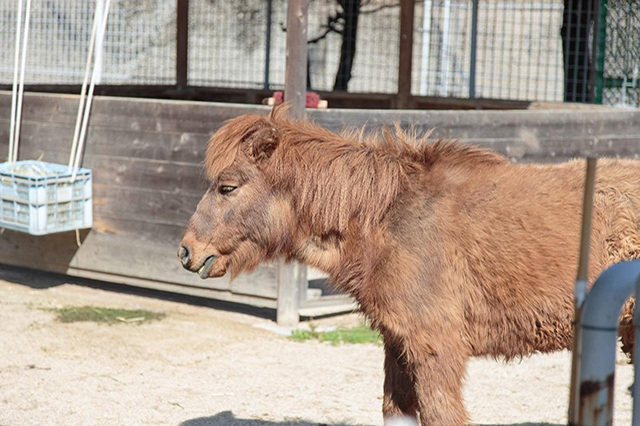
[70,0,112,182]
[8,0,32,164]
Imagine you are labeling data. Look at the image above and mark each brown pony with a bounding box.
[179,107,637,425]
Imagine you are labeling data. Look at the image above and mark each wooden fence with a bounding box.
[1,91,639,323]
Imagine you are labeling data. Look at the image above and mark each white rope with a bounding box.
[8,0,24,163]
[8,0,31,164]
[11,0,31,164]
[71,0,112,181]
[68,0,103,171]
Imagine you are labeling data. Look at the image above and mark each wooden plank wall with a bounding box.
[0,92,278,308]
[312,107,640,163]
[1,92,640,311]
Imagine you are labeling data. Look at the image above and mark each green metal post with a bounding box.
[595,0,608,104]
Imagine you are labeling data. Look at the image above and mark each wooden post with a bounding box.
[277,0,309,326]
[568,157,598,424]
[284,0,309,117]
[176,0,189,88]
[397,0,415,109]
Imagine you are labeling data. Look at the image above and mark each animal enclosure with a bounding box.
[1,91,640,322]
[0,0,638,107]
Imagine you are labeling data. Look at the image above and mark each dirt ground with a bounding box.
[0,267,634,426]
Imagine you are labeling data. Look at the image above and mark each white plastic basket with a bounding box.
[0,160,92,235]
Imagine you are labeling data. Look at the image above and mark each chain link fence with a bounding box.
[0,0,637,106]
[0,0,176,85]
[599,0,640,106]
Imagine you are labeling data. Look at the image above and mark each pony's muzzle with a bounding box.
[197,255,218,279]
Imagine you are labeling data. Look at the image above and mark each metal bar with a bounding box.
[469,0,479,99]
[264,0,273,90]
[176,0,189,87]
[594,0,607,104]
[568,157,597,424]
[397,0,415,108]
[576,260,640,425]
[571,0,585,101]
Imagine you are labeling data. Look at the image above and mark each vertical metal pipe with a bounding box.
[469,0,479,99]
[571,0,584,101]
[264,0,273,90]
[594,0,607,104]
[568,157,597,425]
[577,260,640,425]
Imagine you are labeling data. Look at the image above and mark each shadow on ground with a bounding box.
[476,423,563,426]
[180,412,563,426]
[0,264,278,320]
[180,411,351,426]
[0,264,351,323]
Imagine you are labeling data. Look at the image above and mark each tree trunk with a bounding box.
[333,0,360,91]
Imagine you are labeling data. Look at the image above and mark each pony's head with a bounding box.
[178,111,296,279]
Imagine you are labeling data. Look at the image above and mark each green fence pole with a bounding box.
[595,0,608,104]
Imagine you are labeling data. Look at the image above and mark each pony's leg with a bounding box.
[382,341,418,421]
[410,341,468,426]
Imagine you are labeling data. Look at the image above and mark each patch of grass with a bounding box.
[290,324,381,346]
[50,306,165,324]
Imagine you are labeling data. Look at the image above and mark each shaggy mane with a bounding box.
[205,106,507,234]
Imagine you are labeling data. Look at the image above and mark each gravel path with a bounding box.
[0,269,633,425]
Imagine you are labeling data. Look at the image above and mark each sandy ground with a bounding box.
[0,267,634,426]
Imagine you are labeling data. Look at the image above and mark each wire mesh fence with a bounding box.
[412,0,565,102]
[600,0,640,107]
[0,0,638,107]
[0,0,176,85]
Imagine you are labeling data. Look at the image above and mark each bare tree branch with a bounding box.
[360,3,399,15]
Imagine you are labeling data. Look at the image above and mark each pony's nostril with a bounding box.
[178,245,191,266]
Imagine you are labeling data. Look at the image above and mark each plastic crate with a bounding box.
[0,160,92,235]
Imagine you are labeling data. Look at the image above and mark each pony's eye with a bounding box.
[219,185,237,195]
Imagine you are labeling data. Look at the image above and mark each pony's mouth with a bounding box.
[197,255,219,279]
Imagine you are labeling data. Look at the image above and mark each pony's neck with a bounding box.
[271,128,413,238]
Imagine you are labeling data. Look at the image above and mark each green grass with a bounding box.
[290,324,381,346]
[50,306,165,324]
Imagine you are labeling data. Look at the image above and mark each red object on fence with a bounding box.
[270,91,325,108]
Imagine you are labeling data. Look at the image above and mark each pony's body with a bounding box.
[179,109,637,425]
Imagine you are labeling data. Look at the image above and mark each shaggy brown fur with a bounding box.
[180,106,638,425]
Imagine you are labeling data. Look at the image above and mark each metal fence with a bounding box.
[601,0,640,107]
[0,0,638,107]
[0,0,176,85]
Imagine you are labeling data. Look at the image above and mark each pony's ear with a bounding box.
[247,126,279,162]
